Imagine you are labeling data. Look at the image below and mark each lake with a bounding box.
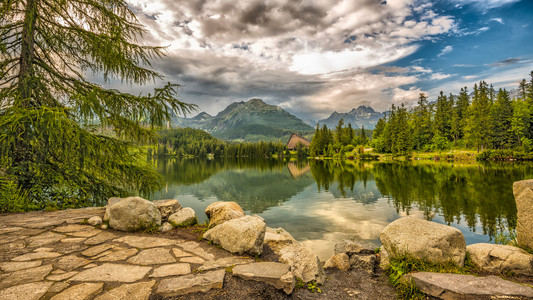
[150,158,533,260]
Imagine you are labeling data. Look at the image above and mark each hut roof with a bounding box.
[286,133,311,150]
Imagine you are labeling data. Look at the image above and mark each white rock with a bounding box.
[380,217,466,266]
[324,253,350,271]
[87,216,102,226]
[168,208,197,227]
[107,197,161,232]
[467,243,533,276]
[203,215,265,255]
[160,222,173,232]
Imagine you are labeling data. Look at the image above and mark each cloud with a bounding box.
[490,58,531,67]
[451,0,520,9]
[412,66,433,73]
[491,18,504,24]
[437,45,453,57]
[430,73,453,80]
[120,0,459,119]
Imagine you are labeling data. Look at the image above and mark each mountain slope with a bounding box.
[317,106,384,129]
[173,99,314,142]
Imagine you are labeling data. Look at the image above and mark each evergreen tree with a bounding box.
[490,89,513,149]
[309,124,321,156]
[434,91,453,141]
[412,93,432,150]
[466,82,492,151]
[0,0,195,204]
[394,104,412,155]
[451,87,470,142]
[335,118,345,145]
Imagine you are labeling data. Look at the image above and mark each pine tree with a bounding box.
[0,0,195,205]
[451,87,470,142]
[309,124,321,156]
[412,93,432,150]
[490,89,513,149]
[434,91,453,141]
[466,82,492,151]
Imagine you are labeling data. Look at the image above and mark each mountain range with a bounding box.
[173,99,314,142]
[316,106,385,130]
[173,99,384,142]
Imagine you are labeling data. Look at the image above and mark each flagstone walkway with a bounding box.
[0,207,255,300]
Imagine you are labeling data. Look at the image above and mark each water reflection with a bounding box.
[151,158,532,260]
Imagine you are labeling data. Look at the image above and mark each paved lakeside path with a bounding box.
[0,207,396,300]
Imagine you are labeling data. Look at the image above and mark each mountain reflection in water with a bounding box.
[150,158,531,260]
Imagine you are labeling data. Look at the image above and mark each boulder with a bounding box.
[264,227,325,284]
[203,215,266,255]
[232,262,295,294]
[349,254,377,275]
[467,243,533,276]
[103,197,124,222]
[107,197,161,232]
[513,179,533,250]
[408,272,533,299]
[152,199,181,221]
[168,208,197,227]
[205,201,245,229]
[334,240,374,255]
[324,253,350,271]
[87,216,102,226]
[380,217,466,266]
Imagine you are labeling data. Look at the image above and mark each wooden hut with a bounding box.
[286,133,311,150]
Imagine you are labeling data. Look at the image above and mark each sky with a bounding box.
[122,0,533,121]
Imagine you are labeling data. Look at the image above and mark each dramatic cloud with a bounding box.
[452,0,521,9]
[115,0,529,120]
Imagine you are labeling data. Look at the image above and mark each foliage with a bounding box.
[306,281,322,293]
[0,0,195,209]
[386,254,475,299]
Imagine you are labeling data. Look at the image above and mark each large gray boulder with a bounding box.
[152,199,181,221]
[380,217,466,266]
[408,272,533,299]
[264,227,325,284]
[103,197,124,222]
[204,201,245,229]
[168,207,197,227]
[107,197,162,232]
[203,215,266,255]
[513,179,533,250]
[467,243,533,276]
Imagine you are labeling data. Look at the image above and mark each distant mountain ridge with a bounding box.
[173,99,314,142]
[317,105,384,129]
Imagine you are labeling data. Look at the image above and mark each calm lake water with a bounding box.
[150,158,533,260]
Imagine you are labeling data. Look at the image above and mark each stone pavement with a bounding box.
[0,207,260,299]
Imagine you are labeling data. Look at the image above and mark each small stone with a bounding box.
[94,281,156,300]
[349,254,377,275]
[56,241,89,254]
[82,244,114,257]
[160,222,173,232]
[0,264,53,289]
[88,216,103,226]
[70,263,152,282]
[35,247,54,252]
[49,282,70,293]
[84,231,116,245]
[55,255,90,271]
[47,271,79,281]
[324,253,350,271]
[198,257,254,271]
[233,262,295,294]
[156,269,225,297]
[169,208,197,227]
[50,282,104,300]
[0,281,53,300]
[101,224,108,230]
[97,248,138,262]
[172,248,192,258]
[153,199,182,221]
[180,256,205,264]
[114,236,177,248]
[150,263,191,277]
[409,272,533,299]
[0,261,41,272]
[127,248,176,265]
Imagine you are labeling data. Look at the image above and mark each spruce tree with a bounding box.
[1,0,195,206]
[451,87,470,142]
[490,89,513,149]
[412,93,432,150]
